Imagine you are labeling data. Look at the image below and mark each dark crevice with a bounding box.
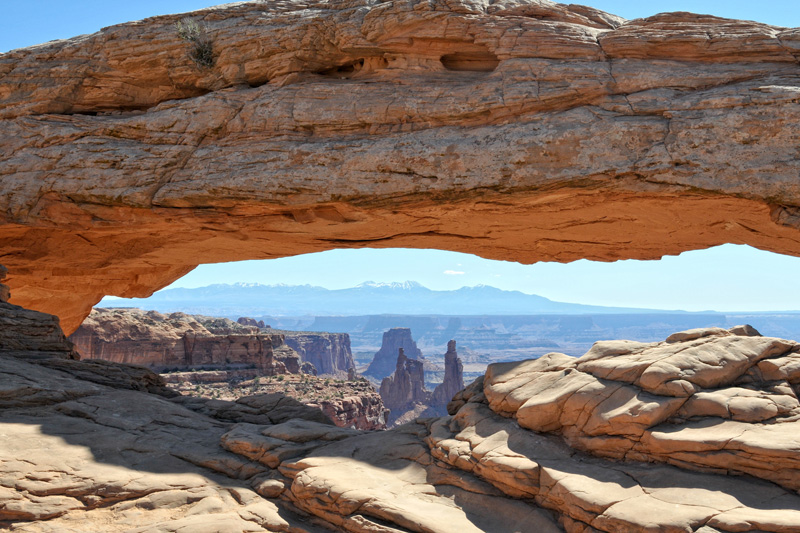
[315,57,387,79]
[57,88,214,117]
[440,51,499,72]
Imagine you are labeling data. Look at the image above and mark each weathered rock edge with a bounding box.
[1,0,800,333]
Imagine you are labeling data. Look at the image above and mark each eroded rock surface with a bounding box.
[2,0,800,333]
[4,291,800,531]
[72,308,386,430]
[483,325,800,491]
[71,308,305,374]
[281,331,356,377]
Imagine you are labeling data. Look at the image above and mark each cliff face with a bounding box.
[379,348,430,424]
[2,1,800,334]
[282,332,356,376]
[365,328,423,379]
[431,340,465,407]
[70,308,302,375]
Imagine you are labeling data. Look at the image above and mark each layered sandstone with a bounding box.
[480,324,800,490]
[6,294,800,532]
[238,317,266,328]
[70,308,303,374]
[365,328,424,379]
[2,1,800,333]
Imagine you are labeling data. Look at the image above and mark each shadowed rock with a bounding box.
[379,348,431,425]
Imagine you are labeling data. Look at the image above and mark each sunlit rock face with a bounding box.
[70,308,302,374]
[6,286,800,532]
[1,0,800,333]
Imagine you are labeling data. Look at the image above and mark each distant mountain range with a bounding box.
[99,280,699,317]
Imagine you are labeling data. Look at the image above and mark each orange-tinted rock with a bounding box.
[1,2,799,334]
[70,308,302,375]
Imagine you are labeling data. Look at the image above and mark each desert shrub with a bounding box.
[175,17,213,68]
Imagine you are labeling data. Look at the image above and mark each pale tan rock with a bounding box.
[1,3,800,333]
[7,298,800,532]
[483,326,800,492]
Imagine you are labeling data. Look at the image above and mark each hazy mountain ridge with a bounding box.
[100,281,693,317]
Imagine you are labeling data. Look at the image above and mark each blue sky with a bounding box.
[1,1,797,53]
[5,2,800,312]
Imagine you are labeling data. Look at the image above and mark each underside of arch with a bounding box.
[1,0,799,334]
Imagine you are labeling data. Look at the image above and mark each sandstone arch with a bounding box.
[1,0,799,334]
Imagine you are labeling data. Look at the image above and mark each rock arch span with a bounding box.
[1,0,799,333]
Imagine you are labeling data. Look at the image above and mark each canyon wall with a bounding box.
[1,0,799,333]
[281,332,356,376]
[71,308,303,374]
[73,308,359,377]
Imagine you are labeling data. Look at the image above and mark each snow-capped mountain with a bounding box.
[97,281,682,317]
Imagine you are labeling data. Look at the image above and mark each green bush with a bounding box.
[175,17,214,68]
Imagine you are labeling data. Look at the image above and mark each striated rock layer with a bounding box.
[5,293,800,531]
[71,308,305,375]
[2,0,800,333]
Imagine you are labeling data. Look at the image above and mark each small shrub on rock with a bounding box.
[175,17,214,68]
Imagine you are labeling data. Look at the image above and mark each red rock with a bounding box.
[70,308,302,375]
[2,3,799,335]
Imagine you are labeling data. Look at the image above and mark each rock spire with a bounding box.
[431,340,465,407]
